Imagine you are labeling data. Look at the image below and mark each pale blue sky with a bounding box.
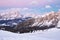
[0,0,60,14]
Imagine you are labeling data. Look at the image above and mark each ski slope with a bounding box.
[0,28,60,40]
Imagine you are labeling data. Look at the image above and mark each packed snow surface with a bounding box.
[0,28,60,40]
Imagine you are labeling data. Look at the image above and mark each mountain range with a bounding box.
[0,8,60,28]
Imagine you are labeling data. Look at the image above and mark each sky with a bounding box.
[0,0,60,14]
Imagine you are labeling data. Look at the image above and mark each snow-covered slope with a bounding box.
[0,28,60,40]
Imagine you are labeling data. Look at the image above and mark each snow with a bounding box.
[23,13,41,18]
[0,28,60,40]
[56,21,60,28]
[32,22,39,26]
[41,21,52,26]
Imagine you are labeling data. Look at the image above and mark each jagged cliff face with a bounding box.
[32,11,60,27]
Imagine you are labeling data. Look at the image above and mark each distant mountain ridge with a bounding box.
[0,8,22,20]
[0,8,60,28]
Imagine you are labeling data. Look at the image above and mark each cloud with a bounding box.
[22,8,29,11]
[47,0,53,2]
[58,9,60,11]
[45,5,52,8]
[30,1,39,5]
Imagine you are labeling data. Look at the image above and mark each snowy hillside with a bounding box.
[0,28,60,40]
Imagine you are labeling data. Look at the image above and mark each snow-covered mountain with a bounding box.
[32,11,60,28]
[0,8,22,20]
[0,8,26,26]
